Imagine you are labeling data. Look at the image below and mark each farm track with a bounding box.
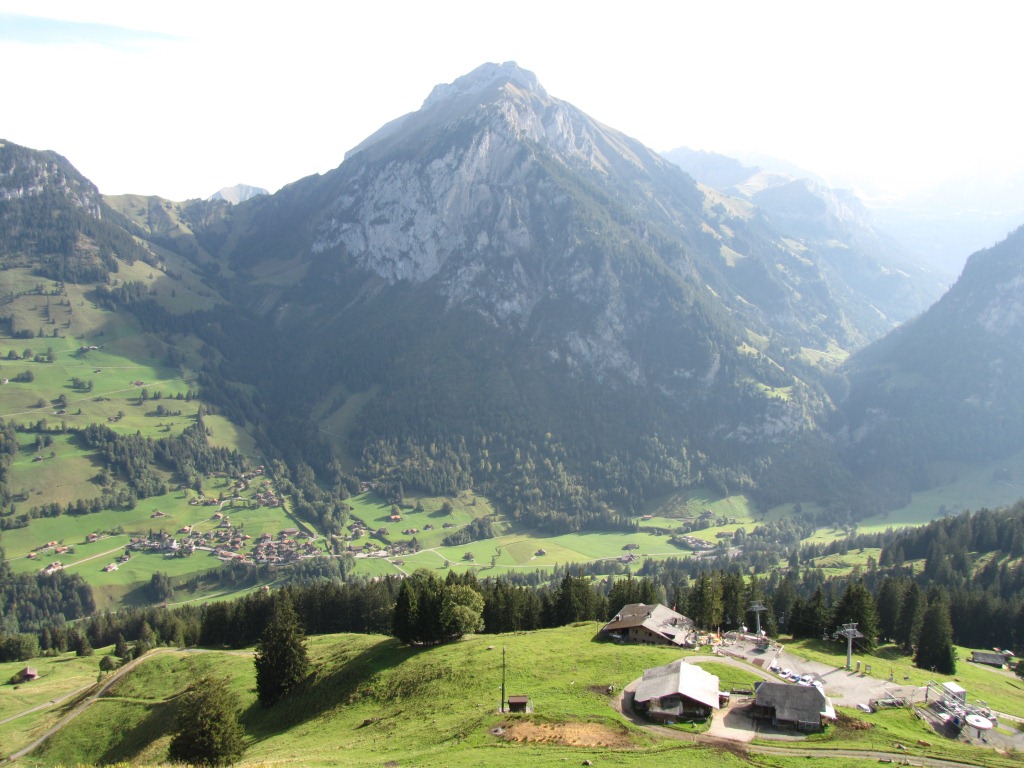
[0,646,251,764]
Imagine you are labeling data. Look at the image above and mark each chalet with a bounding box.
[281,528,299,537]
[103,562,118,572]
[632,660,721,722]
[86,533,99,542]
[15,667,39,682]
[601,603,696,647]
[969,650,1013,669]
[752,681,835,732]
[151,510,166,518]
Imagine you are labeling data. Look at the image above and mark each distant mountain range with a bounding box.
[3,63,1023,522]
[209,183,267,204]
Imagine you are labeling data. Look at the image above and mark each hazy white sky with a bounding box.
[3,1,1022,201]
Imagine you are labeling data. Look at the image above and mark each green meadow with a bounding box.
[16,623,1008,768]
[0,648,107,759]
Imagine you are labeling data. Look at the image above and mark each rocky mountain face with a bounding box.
[8,64,1021,522]
[663,146,948,335]
[839,225,1024,496]
[0,140,155,281]
[205,62,913,515]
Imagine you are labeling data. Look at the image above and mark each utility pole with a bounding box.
[501,646,506,713]
[833,623,864,671]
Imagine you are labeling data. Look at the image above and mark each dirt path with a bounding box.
[0,647,249,764]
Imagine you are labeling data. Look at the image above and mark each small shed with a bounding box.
[17,667,39,682]
[507,695,530,713]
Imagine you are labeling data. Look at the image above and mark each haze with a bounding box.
[3,0,1023,205]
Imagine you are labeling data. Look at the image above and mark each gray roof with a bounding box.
[602,603,694,645]
[755,681,834,723]
[634,660,720,710]
[970,651,1009,665]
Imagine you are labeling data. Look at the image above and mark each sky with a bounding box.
[3,1,1023,203]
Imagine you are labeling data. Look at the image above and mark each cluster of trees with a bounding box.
[0,542,95,649]
[392,570,484,645]
[440,515,494,546]
[82,415,251,500]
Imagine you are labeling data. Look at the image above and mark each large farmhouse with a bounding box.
[601,603,696,647]
[752,681,836,732]
[632,660,722,722]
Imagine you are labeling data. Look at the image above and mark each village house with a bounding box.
[632,660,722,722]
[601,603,696,647]
[751,681,835,732]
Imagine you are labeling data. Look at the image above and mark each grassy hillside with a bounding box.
[17,625,845,767]
[17,623,1016,767]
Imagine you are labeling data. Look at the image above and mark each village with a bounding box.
[23,468,332,574]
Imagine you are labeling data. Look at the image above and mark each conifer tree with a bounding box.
[168,675,245,766]
[831,580,880,651]
[392,579,420,645]
[914,597,956,674]
[254,593,309,707]
[895,582,927,652]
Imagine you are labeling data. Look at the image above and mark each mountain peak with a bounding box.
[422,61,546,110]
[208,183,268,205]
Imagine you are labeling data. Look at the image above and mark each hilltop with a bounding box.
[11,622,1020,767]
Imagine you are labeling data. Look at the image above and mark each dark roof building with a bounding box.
[969,650,1012,668]
[632,660,721,722]
[752,681,836,732]
[601,603,696,647]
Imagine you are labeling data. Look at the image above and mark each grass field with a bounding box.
[2,473,302,609]
[17,624,1008,768]
[0,647,107,758]
[347,489,760,579]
